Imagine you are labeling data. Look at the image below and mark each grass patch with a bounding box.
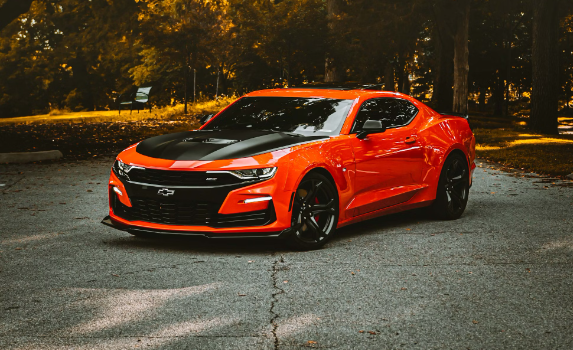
[472,114,573,176]
[0,97,236,160]
[0,96,236,125]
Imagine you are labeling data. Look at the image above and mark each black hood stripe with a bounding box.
[136,130,329,161]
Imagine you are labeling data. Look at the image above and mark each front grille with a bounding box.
[111,192,274,228]
[129,198,214,225]
[125,168,244,187]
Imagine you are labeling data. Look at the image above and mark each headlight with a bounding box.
[227,167,277,180]
[113,159,143,179]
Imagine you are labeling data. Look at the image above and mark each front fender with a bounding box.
[282,136,356,215]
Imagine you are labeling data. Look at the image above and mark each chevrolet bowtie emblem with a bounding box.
[157,188,175,196]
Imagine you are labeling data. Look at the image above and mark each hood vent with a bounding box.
[183,137,239,145]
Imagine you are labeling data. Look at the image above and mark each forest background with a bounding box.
[0,0,572,136]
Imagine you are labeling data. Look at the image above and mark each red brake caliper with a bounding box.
[314,197,320,222]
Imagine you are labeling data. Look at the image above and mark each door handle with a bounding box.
[405,136,417,144]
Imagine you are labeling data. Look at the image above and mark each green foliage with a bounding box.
[0,0,572,118]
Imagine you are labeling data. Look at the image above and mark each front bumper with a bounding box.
[102,215,293,239]
[106,167,294,237]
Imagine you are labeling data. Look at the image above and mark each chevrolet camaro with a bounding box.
[102,85,475,249]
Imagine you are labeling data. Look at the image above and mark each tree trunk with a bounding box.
[183,58,189,114]
[325,0,340,82]
[396,60,405,94]
[384,63,395,91]
[452,0,470,115]
[493,74,504,116]
[478,85,487,112]
[401,63,411,94]
[530,0,560,134]
[69,53,94,111]
[504,33,512,117]
[184,67,188,114]
[432,4,454,111]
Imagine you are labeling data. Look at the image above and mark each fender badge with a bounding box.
[157,188,175,196]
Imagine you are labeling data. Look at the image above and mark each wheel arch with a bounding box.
[305,167,337,189]
[443,146,471,173]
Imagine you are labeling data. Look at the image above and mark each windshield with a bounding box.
[203,97,354,136]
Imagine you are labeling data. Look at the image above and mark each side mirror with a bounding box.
[356,120,386,139]
[200,114,215,124]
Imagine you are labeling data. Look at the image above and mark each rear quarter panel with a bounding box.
[417,110,476,202]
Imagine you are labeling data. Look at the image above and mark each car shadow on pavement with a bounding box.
[103,234,292,254]
[332,208,437,240]
[103,207,449,253]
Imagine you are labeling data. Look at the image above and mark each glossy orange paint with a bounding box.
[108,88,475,235]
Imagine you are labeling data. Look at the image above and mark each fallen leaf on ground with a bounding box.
[238,293,246,296]
[307,341,317,344]
[472,320,479,324]
[111,274,120,277]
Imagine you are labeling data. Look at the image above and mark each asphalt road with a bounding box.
[1,158,573,349]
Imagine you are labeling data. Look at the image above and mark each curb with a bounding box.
[0,150,63,164]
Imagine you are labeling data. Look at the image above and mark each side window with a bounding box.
[351,98,419,133]
[395,99,418,126]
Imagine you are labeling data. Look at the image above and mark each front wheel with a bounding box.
[430,154,470,220]
[287,172,339,250]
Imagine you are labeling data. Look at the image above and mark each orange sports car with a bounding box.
[102,84,475,249]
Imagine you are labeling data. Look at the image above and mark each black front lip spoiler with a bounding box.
[101,216,293,239]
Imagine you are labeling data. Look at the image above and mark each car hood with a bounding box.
[135,129,329,161]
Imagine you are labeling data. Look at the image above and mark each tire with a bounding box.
[430,153,470,220]
[287,172,339,250]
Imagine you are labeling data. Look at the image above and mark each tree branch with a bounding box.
[0,0,35,32]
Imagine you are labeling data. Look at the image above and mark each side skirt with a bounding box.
[337,200,433,229]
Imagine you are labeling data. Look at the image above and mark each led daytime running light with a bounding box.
[227,167,277,180]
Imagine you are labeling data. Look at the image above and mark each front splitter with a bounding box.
[101,215,293,239]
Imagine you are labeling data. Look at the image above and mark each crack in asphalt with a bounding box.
[1,175,24,193]
[270,255,285,350]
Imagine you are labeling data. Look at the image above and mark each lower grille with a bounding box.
[111,192,274,228]
[129,198,214,225]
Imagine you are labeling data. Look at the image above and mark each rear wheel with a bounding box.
[287,172,339,250]
[431,154,470,220]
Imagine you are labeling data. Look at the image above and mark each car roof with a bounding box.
[290,82,384,90]
[245,88,411,100]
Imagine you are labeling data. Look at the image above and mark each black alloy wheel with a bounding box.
[431,154,470,220]
[288,172,339,250]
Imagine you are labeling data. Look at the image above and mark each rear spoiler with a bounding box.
[436,111,469,120]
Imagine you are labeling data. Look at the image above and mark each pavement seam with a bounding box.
[270,255,285,350]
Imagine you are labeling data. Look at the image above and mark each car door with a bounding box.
[348,97,425,216]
